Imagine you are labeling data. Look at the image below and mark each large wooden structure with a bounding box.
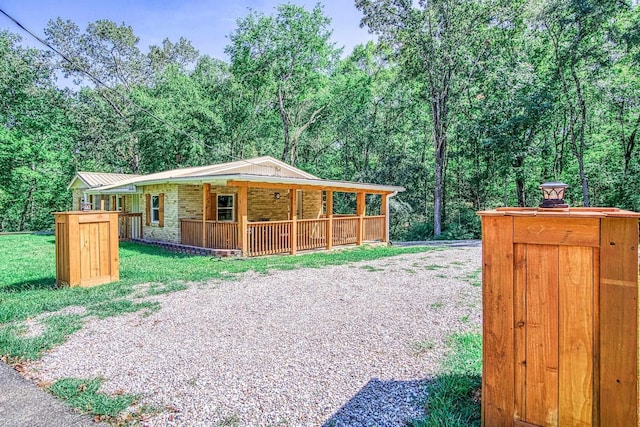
[54,211,119,287]
[478,207,639,427]
[68,157,403,257]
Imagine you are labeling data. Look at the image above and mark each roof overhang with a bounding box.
[67,175,89,191]
[88,173,405,194]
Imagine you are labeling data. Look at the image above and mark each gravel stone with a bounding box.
[27,247,482,426]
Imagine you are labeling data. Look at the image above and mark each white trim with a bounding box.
[216,193,236,222]
[151,195,160,223]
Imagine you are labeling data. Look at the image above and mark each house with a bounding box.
[67,156,405,257]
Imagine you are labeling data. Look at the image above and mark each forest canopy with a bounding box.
[1,1,639,239]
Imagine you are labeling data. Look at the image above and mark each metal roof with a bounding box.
[68,172,140,190]
[80,156,405,194]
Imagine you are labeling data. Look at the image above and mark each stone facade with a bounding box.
[301,189,323,219]
[71,189,84,210]
[141,184,180,243]
[247,188,290,221]
[175,186,323,222]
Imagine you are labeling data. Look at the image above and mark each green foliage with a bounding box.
[48,377,137,418]
[2,1,640,235]
[411,332,482,427]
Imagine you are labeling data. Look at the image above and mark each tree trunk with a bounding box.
[19,181,35,232]
[514,156,526,207]
[432,91,448,237]
[277,86,291,164]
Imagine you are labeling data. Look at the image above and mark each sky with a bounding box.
[0,0,375,60]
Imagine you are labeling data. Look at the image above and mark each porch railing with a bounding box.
[297,218,328,251]
[363,215,385,241]
[180,219,202,247]
[332,217,359,246]
[118,213,142,240]
[178,215,385,256]
[248,220,292,256]
[206,221,238,250]
[180,219,238,250]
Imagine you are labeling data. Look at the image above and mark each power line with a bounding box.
[0,7,264,169]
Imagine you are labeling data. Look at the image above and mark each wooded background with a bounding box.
[1,0,639,239]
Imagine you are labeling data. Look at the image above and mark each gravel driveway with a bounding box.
[28,246,482,426]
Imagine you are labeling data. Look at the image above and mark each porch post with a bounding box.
[326,190,333,250]
[237,184,248,256]
[289,188,298,255]
[202,183,211,248]
[356,192,365,245]
[381,193,388,243]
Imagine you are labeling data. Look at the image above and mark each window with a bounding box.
[217,194,235,222]
[151,195,160,222]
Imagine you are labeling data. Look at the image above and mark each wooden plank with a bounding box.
[237,185,248,255]
[145,193,151,226]
[558,246,593,426]
[356,192,365,246]
[109,212,119,282]
[381,193,387,242]
[481,216,514,427]
[158,193,164,228]
[79,223,91,283]
[89,222,100,278]
[514,217,599,247]
[98,221,110,278]
[592,248,600,427]
[599,217,638,427]
[326,191,333,250]
[525,244,559,427]
[78,213,112,223]
[67,214,81,286]
[513,244,527,422]
[202,185,208,248]
[290,189,297,255]
[513,420,543,427]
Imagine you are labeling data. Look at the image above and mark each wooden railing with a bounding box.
[297,218,328,251]
[332,217,359,246]
[180,219,202,247]
[206,221,237,250]
[118,213,142,240]
[248,220,292,256]
[363,215,385,241]
[180,219,238,250]
[180,215,384,256]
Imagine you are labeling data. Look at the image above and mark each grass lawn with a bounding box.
[412,333,482,427]
[0,233,436,361]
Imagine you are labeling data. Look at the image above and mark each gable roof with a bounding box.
[79,156,405,194]
[68,171,140,190]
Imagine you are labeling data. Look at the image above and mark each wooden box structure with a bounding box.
[54,211,119,287]
[478,207,639,427]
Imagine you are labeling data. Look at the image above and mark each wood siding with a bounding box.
[55,211,119,287]
[479,210,639,427]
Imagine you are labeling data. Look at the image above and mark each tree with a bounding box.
[225,3,340,165]
[356,0,493,235]
[531,0,622,206]
[45,19,198,172]
[0,31,75,231]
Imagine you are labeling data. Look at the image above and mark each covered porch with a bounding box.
[178,182,391,257]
